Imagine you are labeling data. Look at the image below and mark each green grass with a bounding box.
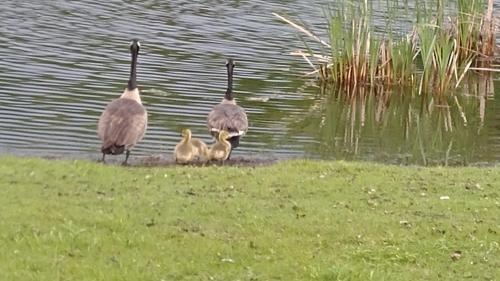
[0,157,498,280]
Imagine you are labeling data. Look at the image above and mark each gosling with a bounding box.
[207,130,231,162]
[174,128,208,164]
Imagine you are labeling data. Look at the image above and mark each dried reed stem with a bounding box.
[272,13,331,48]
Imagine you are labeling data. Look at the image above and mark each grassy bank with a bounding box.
[0,157,498,280]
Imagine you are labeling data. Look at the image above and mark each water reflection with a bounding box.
[291,74,497,166]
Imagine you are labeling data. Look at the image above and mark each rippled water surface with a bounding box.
[0,0,499,165]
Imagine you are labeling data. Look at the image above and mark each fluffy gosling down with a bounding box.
[174,129,208,164]
[208,130,231,162]
[97,39,147,165]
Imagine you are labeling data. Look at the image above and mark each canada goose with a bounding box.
[174,128,208,164]
[207,130,231,162]
[97,39,147,165]
[206,58,248,158]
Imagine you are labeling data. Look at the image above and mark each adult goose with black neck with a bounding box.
[206,58,248,157]
[97,39,147,165]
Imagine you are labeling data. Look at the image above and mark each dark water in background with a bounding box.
[0,0,499,166]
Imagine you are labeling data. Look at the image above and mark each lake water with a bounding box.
[0,0,499,166]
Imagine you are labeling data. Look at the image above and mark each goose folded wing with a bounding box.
[98,99,147,147]
[207,104,248,135]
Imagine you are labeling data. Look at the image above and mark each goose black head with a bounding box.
[130,39,141,53]
[225,58,235,69]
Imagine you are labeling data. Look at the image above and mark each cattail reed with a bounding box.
[274,0,496,96]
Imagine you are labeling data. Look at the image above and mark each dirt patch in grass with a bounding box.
[36,153,281,167]
[134,154,280,167]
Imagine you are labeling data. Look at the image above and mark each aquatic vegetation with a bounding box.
[288,75,493,165]
[415,0,488,95]
[275,0,496,95]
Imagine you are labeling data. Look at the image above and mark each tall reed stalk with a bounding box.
[275,0,496,95]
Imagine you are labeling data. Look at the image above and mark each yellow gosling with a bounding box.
[191,138,208,161]
[208,130,231,162]
[174,129,207,164]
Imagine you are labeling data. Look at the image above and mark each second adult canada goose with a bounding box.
[97,39,147,165]
[207,58,248,157]
[174,128,208,164]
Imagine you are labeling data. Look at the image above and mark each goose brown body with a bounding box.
[97,40,146,164]
[207,58,248,151]
[207,99,248,142]
[98,97,147,155]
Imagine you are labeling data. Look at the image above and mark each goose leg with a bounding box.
[122,150,131,166]
[100,153,106,163]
